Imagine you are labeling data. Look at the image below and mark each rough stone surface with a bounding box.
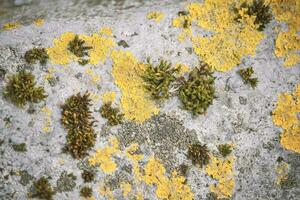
[0,0,300,200]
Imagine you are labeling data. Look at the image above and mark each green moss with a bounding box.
[141,58,180,101]
[238,67,258,88]
[24,48,49,65]
[12,143,27,152]
[28,177,55,200]
[61,92,96,159]
[56,171,76,192]
[4,70,47,107]
[80,186,93,198]
[100,102,124,126]
[68,35,92,65]
[218,144,232,157]
[234,0,272,31]
[187,143,210,168]
[179,62,216,115]
[81,170,95,183]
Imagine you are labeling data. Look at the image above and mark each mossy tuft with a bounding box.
[24,48,49,65]
[141,58,180,100]
[68,35,92,65]
[234,0,272,31]
[100,102,124,126]
[218,144,232,157]
[28,177,55,200]
[81,170,95,183]
[179,62,215,115]
[238,67,258,88]
[12,143,27,152]
[61,92,96,159]
[187,143,210,168]
[4,70,47,107]
[80,186,93,198]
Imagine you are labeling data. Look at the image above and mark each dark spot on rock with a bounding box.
[19,170,34,186]
[117,40,129,48]
[239,96,247,105]
[56,171,76,193]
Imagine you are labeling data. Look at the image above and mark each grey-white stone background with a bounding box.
[0,0,299,200]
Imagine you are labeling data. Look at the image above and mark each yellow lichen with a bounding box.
[205,155,236,199]
[85,67,101,83]
[135,191,143,200]
[272,84,300,153]
[99,27,113,37]
[175,63,190,76]
[187,0,265,71]
[41,107,52,133]
[2,22,21,30]
[47,32,115,65]
[120,182,132,197]
[142,157,194,200]
[99,185,114,200]
[125,143,144,161]
[172,15,192,42]
[102,92,117,104]
[147,11,165,23]
[33,18,45,27]
[111,50,159,123]
[268,0,300,67]
[89,137,119,174]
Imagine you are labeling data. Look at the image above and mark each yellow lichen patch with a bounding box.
[143,157,194,200]
[41,106,53,133]
[135,191,143,200]
[120,182,132,197]
[111,50,159,123]
[205,155,236,199]
[268,0,300,67]
[89,137,119,174]
[147,11,165,23]
[2,22,21,30]
[275,161,290,185]
[125,143,144,161]
[99,27,113,37]
[188,0,265,71]
[172,15,192,42]
[47,32,115,65]
[99,185,114,200]
[102,92,116,104]
[85,67,101,83]
[272,84,300,153]
[175,63,190,76]
[33,18,45,27]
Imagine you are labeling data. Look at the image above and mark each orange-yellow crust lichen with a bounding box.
[205,155,236,199]
[2,22,21,30]
[111,50,159,123]
[272,84,300,153]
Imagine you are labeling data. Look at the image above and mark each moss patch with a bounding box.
[187,143,210,168]
[100,102,124,126]
[28,177,55,200]
[24,48,49,65]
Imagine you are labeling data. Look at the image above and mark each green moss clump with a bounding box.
[81,170,95,183]
[28,177,55,200]
[61,92,96,159]
[141,59,180,101]
[187,143,210,168]
[218,144,232,157]
[4,70,47,107]
[24,48,49,65]
[234,0,272,31]
[12,143,27,152]
[100,102,124,126]
[80,186,93,198]
[68,35,92,65]
[179,62,215,115]
[238,67,258,88]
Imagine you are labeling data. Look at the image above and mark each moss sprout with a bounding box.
[179,62,216,115]
[12,143,27,152]
[100,102,124,126]
[68,35,92,65]
[28,177,55,200]
[187,143,210,168]
[4,70,47,107]
[234,0,272,31]
[80,186,93,198]
[218,144,232,157]
[141,58,180,100]
[24,48,49,65]
[61,92,96,159]
[238,67,258,88]
[81,170,95,183]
